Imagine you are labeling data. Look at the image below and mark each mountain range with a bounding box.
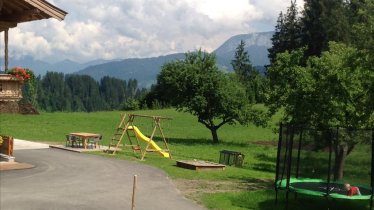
[8,56,120,75]
[9,31,273,87]
[214,31,273,70]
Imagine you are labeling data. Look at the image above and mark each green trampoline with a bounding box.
[275,125,374,209]
[277,178,372,200]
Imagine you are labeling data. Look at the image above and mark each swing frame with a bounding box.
[108,113,172,160]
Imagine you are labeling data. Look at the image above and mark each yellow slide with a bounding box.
[128,126,170,158]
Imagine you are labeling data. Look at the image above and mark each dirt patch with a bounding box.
[252,140,326,151]
[19,102,39,114]
[173,178,271,201]
[252,140,278,146]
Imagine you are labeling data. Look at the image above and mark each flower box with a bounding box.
[0,135,14,157]
[0,74,23,101]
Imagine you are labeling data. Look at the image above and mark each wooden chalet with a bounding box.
[0,0,67,113]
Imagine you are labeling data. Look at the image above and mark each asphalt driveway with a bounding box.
[0,147,206,210]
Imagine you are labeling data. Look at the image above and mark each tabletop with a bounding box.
[69,132,100,137]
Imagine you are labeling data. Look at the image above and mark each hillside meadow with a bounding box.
[0,109,370,210]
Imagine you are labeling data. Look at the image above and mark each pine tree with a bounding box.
[38,72,65,111]
[301,0,350,57]
[349,0,374,64]
[268,12,285,64]
[231,40,253,82]
[232,40,266,103]
[268,0,301,65]
[99,76,127,110]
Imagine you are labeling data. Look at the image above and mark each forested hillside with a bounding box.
[24,72,147,112]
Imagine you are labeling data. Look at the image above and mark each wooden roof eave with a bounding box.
[0,21,17,30]
[0,0,67,70]
[0,0,67,32]
[24,0,67,21]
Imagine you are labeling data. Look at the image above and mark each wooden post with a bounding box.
[131,175,137,210]
[4,29,8,71]
[156,117,172,159]
[140,124,157,160]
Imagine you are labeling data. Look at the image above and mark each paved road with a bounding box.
[0,148,206,210]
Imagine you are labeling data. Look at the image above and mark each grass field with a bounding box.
[0,109,370,210]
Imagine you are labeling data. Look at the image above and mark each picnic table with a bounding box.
[68,132,101,149]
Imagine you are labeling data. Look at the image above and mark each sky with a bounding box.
[4,0,302,63]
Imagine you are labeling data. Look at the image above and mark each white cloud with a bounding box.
[8,28,51,59]
[191,0,260,21]
[4,0,300,63]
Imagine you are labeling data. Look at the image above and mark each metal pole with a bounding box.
[370,129,374,210]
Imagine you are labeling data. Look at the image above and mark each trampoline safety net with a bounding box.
[275,124,374,207]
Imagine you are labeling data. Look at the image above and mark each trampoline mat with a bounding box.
[277,178,372,200]
[291,182,371,195]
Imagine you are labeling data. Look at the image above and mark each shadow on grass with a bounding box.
[158,136,251,147]
[251,163,276,173]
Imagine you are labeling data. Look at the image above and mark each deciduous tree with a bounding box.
[267,42,374,179]
[155,50,267,143]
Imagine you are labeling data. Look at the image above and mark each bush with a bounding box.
[122,99,140,110]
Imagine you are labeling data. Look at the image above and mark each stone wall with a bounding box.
[0,101,39,114]
[0,101,19,113]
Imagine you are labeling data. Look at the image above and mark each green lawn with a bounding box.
[0,109,370,210]
[0,109,279,143]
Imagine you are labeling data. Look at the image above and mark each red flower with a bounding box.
[7,67,33,81]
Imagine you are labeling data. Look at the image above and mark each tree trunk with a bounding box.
[333,144,347,180]
[197,118,223,144]
[210,128,219,144]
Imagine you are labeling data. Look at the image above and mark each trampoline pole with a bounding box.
[295,128,302,178]
[294,127,303,200]
[326,128,334,210]
[370,129,374,210]
[285,125,295,210]
[326,128,333,197]
[275,123,283,204]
